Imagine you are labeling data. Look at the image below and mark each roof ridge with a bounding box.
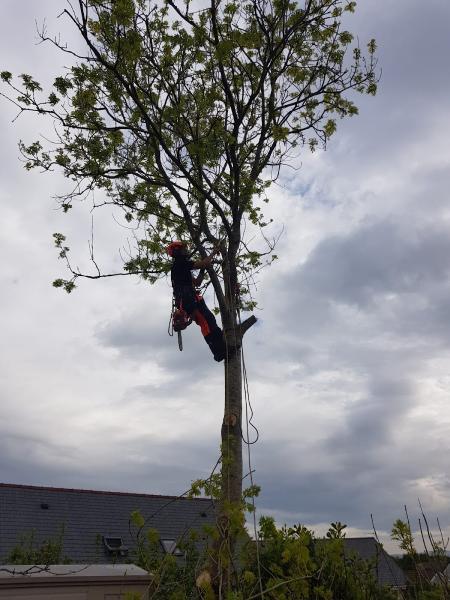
[344,537,377,540]
[0,482,210,501]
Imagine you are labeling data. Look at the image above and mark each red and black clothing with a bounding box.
[171,255,226,362]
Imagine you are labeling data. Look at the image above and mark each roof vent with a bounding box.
[103,535,128,556]
[40,503,49,510]
[160,539,183,556]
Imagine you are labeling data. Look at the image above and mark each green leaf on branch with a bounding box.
[20,73,42,92]
[4,0,378,331]
[344,1,357,12]
[368,38,377,54]
[130,510,145,529]
[52,279,76,293]
[324,119,337,138]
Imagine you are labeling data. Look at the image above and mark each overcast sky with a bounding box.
[1,0,450,553]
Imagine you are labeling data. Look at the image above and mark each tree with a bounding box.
[128,514,395,599]
[5,526,70,566]
[391,510,450,598]
[1,0,377,592]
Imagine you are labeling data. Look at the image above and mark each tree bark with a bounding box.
[207,311,257,595]
[220,316,256,506]
[222,342,243,508]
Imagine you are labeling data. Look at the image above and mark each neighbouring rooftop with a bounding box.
[0,482,215,564]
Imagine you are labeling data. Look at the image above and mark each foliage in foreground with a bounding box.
[5,526,71,565]
[6,509,450,599]
[391,515,450,600]
[127,512,396,600]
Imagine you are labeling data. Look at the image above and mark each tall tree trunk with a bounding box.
[209,310,243,594]
[203,243,256,595]
[222,342,243,510]
[220,245,244,525]
[208,312,256,595]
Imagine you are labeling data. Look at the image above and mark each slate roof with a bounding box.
[431,563,450,585]
[343,537,407,588]
[0,483,215,564]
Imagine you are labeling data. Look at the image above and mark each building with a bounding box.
[0,483,408,593]
[0,482,215,564]
[0,564,151,599]
[343,537,408,590]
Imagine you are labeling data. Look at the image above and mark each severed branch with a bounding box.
[239,315,257,337]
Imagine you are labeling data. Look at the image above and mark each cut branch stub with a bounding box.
[224,314,257,351]
[239,315,257,337]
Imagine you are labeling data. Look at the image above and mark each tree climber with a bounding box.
[167,241,226,362]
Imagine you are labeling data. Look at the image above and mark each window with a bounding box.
[160,539,183,556]
[102,535,128,556]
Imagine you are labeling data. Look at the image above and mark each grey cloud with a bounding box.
[253,218,450,367]
[280,0,450,191]
[0,431,87,490]
[96,310,170,358]
[96,291,225,377]
[0,428,220,497]
[298,221,450,308]
[252,420,450,532]
[299,220,450,354]
[354,0,450,98]
[2,0,450,547]
[0,431,78,464]
[324,375,415,465]
[255,470,411,531]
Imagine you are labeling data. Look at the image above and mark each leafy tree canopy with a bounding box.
[1,0,377,313]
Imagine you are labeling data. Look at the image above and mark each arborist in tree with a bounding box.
[167,241,226,362]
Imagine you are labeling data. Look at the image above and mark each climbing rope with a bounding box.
[222,250,264,597]
[167,303,174,337]
[131,454,222,543]
[240,325,264,599]
[240,337,260,446]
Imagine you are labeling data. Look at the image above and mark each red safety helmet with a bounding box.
[166,240,186,257]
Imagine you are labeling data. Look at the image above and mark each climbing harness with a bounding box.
[172,305,191,333]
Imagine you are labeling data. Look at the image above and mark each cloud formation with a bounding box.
[1,0,450,553]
